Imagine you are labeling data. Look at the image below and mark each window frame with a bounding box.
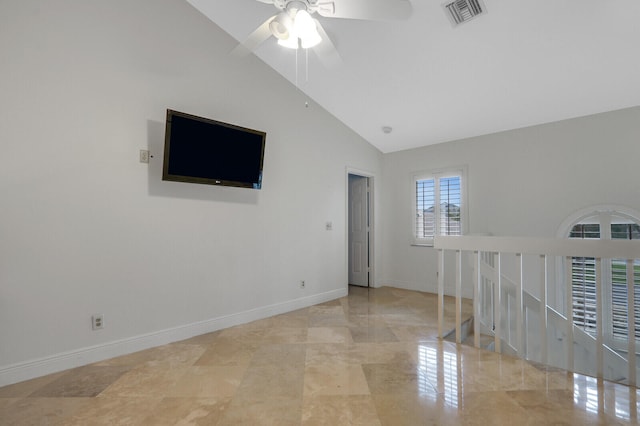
[412,166,468,246]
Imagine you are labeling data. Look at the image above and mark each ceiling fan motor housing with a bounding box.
[273,0,321,15]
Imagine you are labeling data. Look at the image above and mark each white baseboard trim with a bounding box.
[0,287,347,387]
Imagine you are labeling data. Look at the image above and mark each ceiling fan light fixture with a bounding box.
[277,27,299,49]
[269,11,293,40]
[294,10,322,48]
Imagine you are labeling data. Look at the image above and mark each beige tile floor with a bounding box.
[1,286,639,425]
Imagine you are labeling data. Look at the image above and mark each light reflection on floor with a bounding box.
[414,339,640,423]
[417,344,460,408]
[571,373,639,422]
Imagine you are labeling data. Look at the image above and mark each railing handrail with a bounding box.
[435,235,640,259]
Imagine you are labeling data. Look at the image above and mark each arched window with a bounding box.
[560,207,640,345]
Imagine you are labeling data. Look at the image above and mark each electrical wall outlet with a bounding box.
[139,149,150,163]
[300,280,306,289]
[92,314,104,330]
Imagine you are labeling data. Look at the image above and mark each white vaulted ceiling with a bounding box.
[187,0,640,153]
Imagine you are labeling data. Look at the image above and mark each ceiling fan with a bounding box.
[232,0,413,68]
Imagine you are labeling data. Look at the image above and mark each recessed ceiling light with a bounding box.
[382,126,393,134]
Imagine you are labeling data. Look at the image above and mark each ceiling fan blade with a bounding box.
[255,0,274,3]
[317,0,413,21]
[312,20,342,69]
[230,16,276,57]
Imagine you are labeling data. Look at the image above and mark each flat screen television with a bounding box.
[162,109,266,189]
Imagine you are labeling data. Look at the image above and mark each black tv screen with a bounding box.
[162,109,266,189]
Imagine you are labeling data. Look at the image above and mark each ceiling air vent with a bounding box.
[444,0,486,26]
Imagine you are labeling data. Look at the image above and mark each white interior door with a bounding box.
[349,174,369,287]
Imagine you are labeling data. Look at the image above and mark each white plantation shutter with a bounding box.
[570,224,599,335]
[439,177,461,236]
[572,256,598,334]
[415,179,435,240]
[610,224,640,340]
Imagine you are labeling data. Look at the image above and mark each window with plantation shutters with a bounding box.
[568,216,640,343]
[413,168,465,245]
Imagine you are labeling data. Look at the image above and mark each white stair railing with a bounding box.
[435,235,640,386]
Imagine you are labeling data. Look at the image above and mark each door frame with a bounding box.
[346,167,375,288]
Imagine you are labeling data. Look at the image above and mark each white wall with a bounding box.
[381,107,640,294]
[0,0,382,385]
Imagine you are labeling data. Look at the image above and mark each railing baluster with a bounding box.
[516,253,523,356]
[540,254,548,364]
[595,258,603,380]
[438,249,444,339]
[565,256,574,372]
[631,385,638,423]
[494,252,502,353]
[506,286,511,345]
[474,251,480,348]
[455,250,462,344]
[627,259,636,387]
